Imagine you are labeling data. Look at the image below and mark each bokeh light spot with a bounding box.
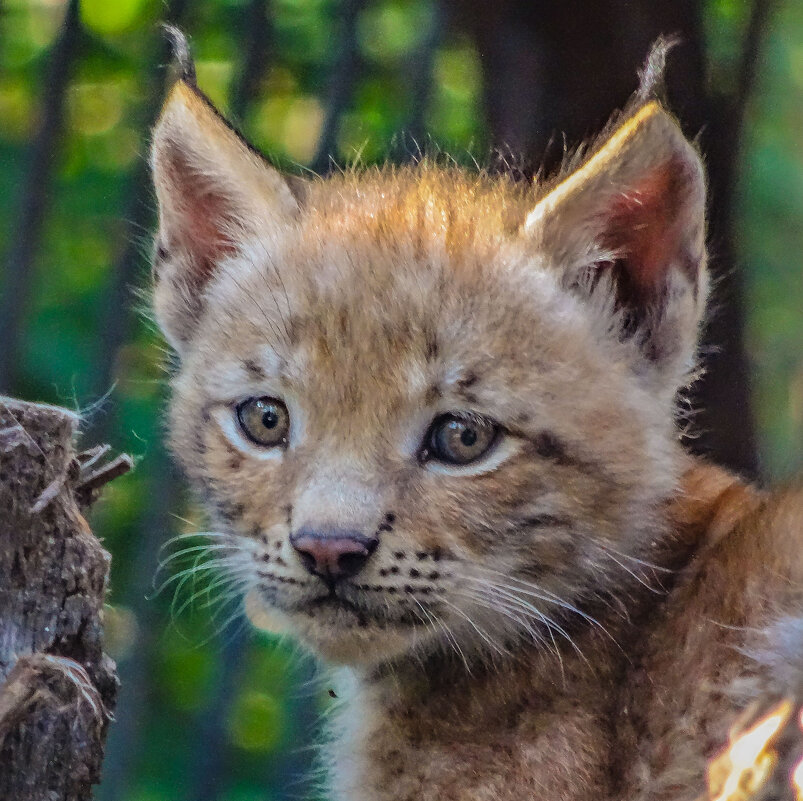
[68,82,124,136]
[81,0,152,35]
[228,691,283,752]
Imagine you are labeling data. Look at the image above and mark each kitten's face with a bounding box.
[153,83,706,666]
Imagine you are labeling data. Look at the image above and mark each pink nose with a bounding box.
[290,530,378,582]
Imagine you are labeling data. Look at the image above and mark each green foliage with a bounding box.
[732,1,803,478]
[0,0,801,799]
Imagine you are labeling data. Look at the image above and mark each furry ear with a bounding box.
[524,101,707,391]
[150,68,300,351]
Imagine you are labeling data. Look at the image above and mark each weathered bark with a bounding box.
[0,397,126,800]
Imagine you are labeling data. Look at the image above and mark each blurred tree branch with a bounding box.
[691,0,775,480]
[393,0,444,160]
[93,8,194,800]
[88,0,191,422]
[229,0,274,124]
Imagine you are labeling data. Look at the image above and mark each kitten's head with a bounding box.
[150,68,706,666]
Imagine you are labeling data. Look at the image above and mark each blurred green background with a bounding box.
[0,0,801,799]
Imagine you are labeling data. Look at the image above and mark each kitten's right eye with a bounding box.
[424,413,500,466]
[236,397,290,448]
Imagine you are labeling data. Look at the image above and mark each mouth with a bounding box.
[285,587,424,629]
[256,573,443,632]
[252,583,448,664]
[309,592,366,618]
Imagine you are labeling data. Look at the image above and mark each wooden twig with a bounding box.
[74,453,134,507]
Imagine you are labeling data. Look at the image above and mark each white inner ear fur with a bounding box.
[521,101,708,396]
[151,81,299,237]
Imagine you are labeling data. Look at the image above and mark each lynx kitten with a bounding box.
[150,36,802,801]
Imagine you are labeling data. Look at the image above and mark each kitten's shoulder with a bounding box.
[622,462,803,800]
[669,460,802,601]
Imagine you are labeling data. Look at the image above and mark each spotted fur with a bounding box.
[149,51,802,801]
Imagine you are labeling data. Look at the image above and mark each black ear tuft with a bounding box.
[635,36,679,106]
[161,24,197,86]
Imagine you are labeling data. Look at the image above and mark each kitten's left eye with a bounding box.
[236,397,290,448]
[424,413,500,465]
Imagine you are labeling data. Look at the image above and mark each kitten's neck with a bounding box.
[329,622,626,801]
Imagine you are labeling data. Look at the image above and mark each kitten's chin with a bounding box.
[245,589,418,667]
[297,624,415,666]
[244,588,418,666]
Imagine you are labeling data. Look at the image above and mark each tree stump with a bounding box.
[0,397,128,800]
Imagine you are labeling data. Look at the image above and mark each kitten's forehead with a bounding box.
[198,231,590,431]
[202,165,560,342]
[301,166,533,244]
[192,168,598,413]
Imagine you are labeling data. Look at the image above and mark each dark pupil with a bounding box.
[261,408,279,429]
[459,427,477,447]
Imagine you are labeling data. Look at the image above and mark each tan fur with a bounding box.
[149,69,802,801]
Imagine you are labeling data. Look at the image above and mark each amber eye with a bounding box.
[424,413,500,466]
[236,397,290,448]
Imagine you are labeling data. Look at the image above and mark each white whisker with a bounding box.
[597,549,664,594]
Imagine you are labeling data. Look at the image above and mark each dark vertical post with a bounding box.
[688,0,775,479]
[401,0,444,157]
[229,0,274,124]
[97,443,182,801]
[0,0,82,393]
[87,0,190,421]
[311,0,366,174]
[93,9,193,801]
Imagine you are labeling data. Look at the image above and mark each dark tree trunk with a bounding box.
[0,0,82,394]
[311,0,367,174]
[0,398,124,800]
[443,0,764,478]
[86,14,196,788]
[96,448,182,801]
[387,0,445,163]
[689,0,773,481]
[229,0,274,124]
[88,0,191,421]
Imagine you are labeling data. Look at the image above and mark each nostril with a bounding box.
[296,548,317,575]
[333,535,378,578]
[337,550,368,578]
